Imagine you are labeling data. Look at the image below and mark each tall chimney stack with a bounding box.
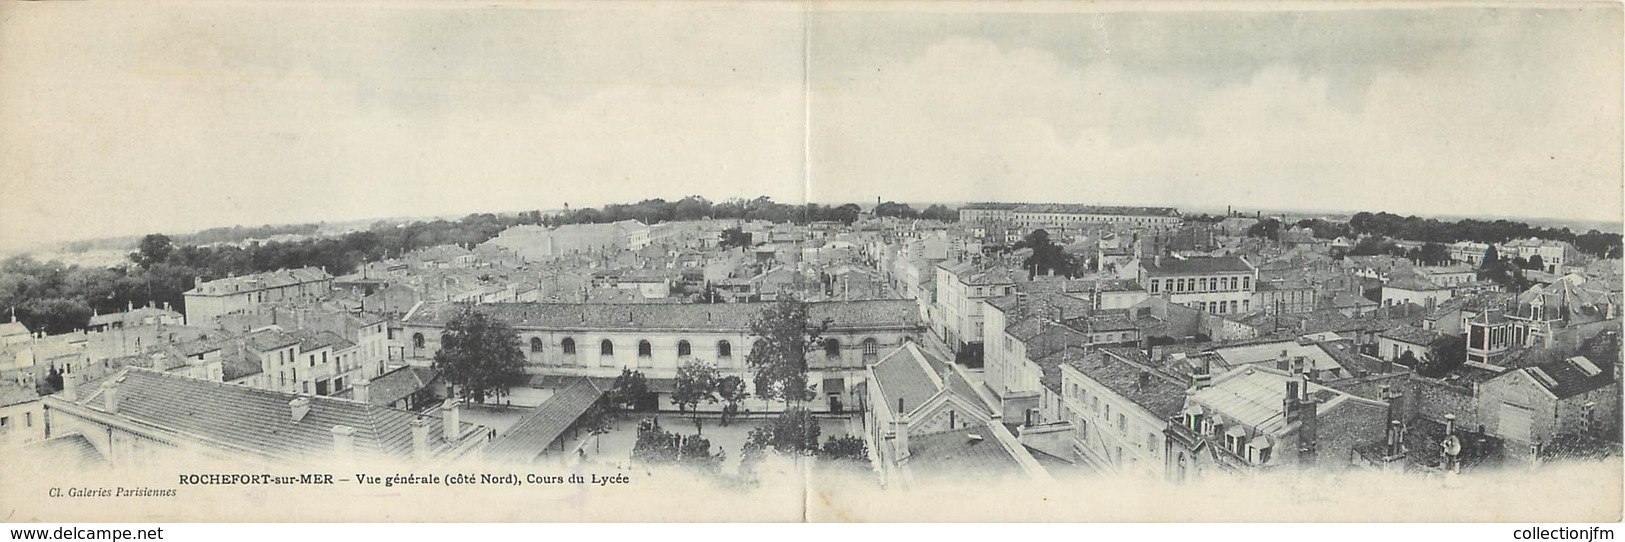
[411,416,432,461]
[353,379,371,404]
[62,373,80,402]
[103,376,125,414]
[442,398,462,444]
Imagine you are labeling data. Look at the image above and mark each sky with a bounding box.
[1,1,1620,251]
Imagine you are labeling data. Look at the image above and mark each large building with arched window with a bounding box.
[398,300,926,413]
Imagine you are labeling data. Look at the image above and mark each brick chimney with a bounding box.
[331,424,355,457]
[353,379,371,404]
[441,398,462,443]
[411,416,432,461]
[289,396,311,423]
[1296,391,1320,468]
[104,376,125,414]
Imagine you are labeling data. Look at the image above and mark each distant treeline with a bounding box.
[541,196,956,227]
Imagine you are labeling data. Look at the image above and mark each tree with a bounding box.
[610,368,654,412]
[631,417,724,474]
[820,435,868,462]
[672,359,720,432]
[1247,218,1283,241]
[716,375,750,426]
[1416,339,1467,378]
[577,402,615,453]
[741,408,823,463]
[1019,229,1073,278]
[719,227,752,251]
[430,306,528,403]
[130,234,175,269]
[1527,254,1546,272]
[39,365,63,396]
[919,204,958,222]
[745,297,829,406]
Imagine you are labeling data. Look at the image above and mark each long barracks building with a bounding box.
[959,203,1182,227]
[398,300,926,413]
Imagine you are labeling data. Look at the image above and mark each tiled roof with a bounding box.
[1385,275,1447,292]
[1142,256,1254,276]
[187,267,332,296]
[58,368,478,463]
[1379,325,1445,346]
[16,434,107,470]
[402,300,923,332]
[1060,348,1188,419]
[904,425,1026,483]
[336,366,440,407]
[870,343,943,417]
[0,380,39,408]
[485,378,604,463]
[1012,203,1180,217]
[1522,356,1615,399]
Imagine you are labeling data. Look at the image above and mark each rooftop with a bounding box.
[1142,256,1254,276]
[402,300,923,332]
[51,368,481,463]
[186,267,332,297]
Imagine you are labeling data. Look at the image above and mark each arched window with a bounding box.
[561,338,576,355]
[677,340,691,357]
[412,333,425,349]
[601,340,614,356]
[861,338,879,362]
[902,336,914,343]
[825,338,841,358]
[638,340,652,357]
[530,337,544,353]
[717,340,732,358]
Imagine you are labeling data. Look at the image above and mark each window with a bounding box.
[310,355,316,367]
[530,337,544,353]
[825,338,841,358]
[717,340,732,358]
[561,338,576,355]
[601,340,614,356]
[25,412,32,427]
[1149,280,1159,294]
[861,338,879,360]
[638,340,652,357]
[321,352,328,364]
[677,340,691,357]
[1242,276,1251,290]
[412,333,425,349]
[1147,432,1157,451]
[1117,413,1126,431]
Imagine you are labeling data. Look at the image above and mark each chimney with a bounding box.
[1386,420,1403,458]
[1191,358,1213,391]
[411,416,433,461]
[1444,413,1456,437]
[1137,371,1151,391]
[62,373,80,402]
[1284,379,1300,418]
[331,424,355,458]
[442,398,462,443]
[892,408,910,462]
[1275,349,1290,371]
[289,396,312,423]
[1297,394,1320,467]
[103,376,125,413]
[353,379,371,404]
